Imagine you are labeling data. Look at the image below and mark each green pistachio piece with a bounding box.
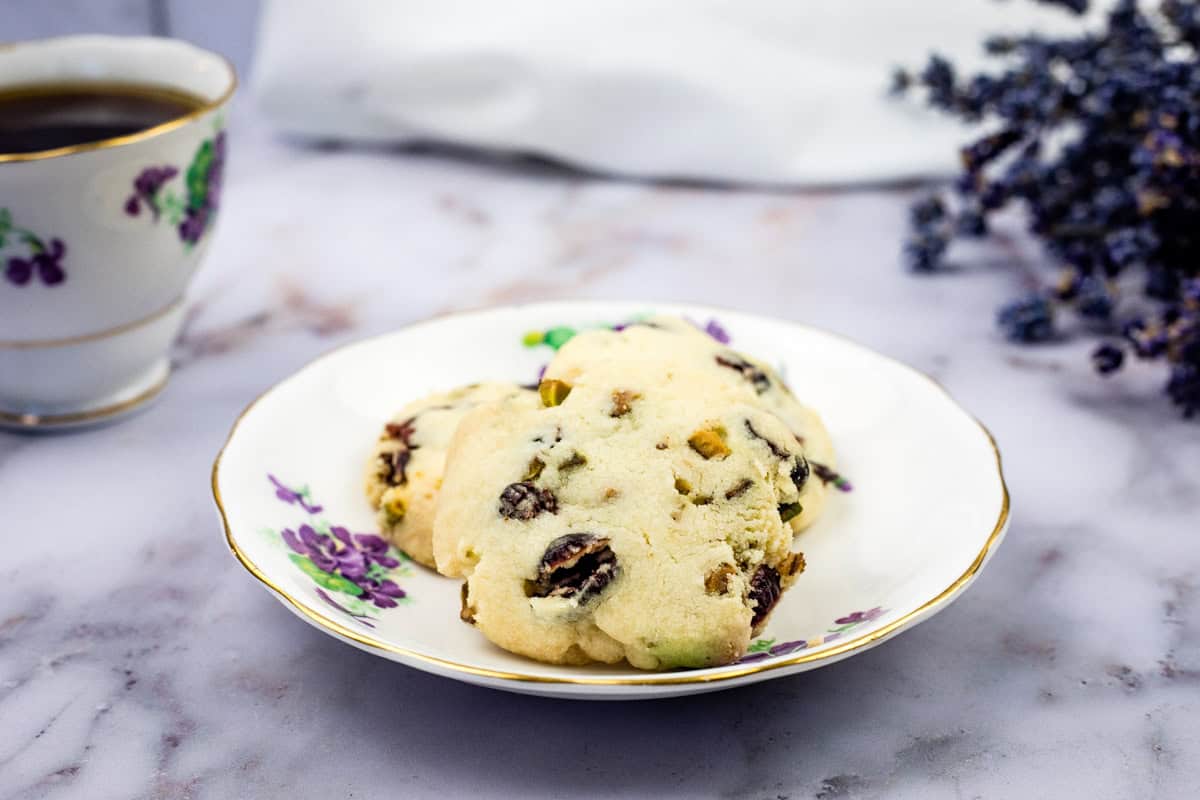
[538,379,572,407]
[778,502,803,523]
[688,427,731,460]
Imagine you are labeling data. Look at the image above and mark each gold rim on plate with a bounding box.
[0,39,237,164]
[212,306,1010,687]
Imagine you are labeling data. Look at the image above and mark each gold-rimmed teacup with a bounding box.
[0,35,235,430]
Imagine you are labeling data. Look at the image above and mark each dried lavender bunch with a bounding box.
[894,0,1200,417]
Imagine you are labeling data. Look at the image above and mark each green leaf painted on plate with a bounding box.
[342,596,374,615]
[542,326,577,350]
[288,554,361,595]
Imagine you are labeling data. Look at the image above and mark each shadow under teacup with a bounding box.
[0,35,235,431]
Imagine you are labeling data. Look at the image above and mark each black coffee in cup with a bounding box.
[0,84,205,154]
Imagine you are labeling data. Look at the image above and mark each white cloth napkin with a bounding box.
[252,0,1106,185]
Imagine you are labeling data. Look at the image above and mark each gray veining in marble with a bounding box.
[1,105,1197,800]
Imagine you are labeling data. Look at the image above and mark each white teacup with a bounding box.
[0,36,235,430]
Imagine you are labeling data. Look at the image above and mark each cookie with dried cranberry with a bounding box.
[545,316,835,530]
[433,367,809,670]
[365,382,537,567]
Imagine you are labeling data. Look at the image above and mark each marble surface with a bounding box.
[2,106,1198,800]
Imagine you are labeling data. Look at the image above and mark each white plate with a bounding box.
[213,302,1009,700]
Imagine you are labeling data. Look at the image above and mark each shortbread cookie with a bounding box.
[433,367,810,669]
[365,382,537,567]
[544,316,834,529]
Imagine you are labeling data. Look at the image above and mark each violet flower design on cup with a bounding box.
[0,208,68,287]
[0,36,236,431]
[124,128,227,247]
